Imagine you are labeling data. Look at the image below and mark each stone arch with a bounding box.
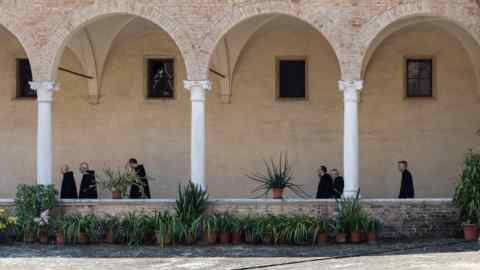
[357,0,480,90]
[41,1,197,82]
[0,11,40,80]
[197,0,348,81]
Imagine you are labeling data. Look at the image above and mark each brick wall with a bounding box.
[55,199,460,239]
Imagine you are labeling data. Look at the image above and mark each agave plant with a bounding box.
[175,182,209,225]
[246,153,307,198]
[336,192,369,234]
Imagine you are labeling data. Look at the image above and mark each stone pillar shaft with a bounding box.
[29,81,58,186]
[339,80,363,198]
[184,80,212,190]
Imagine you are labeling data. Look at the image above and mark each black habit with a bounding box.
[333,176,344,199]
[79,170,98,199]
[129,165,151,199]
[60,171,78,199]
[398,170,415,199]
[316,173,334,199]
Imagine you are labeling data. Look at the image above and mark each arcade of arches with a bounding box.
[0,0,479,199]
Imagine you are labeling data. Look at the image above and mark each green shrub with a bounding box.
[453,150,480,224]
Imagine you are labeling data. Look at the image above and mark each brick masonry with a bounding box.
[1,0,480,81]
[54,199,462,239]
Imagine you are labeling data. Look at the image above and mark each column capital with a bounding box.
[183,80,212,91]
[29,81,59,102]
[339,80,363,103]
[184,80,212,102]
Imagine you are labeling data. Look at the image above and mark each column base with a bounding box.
[343,190,360,199]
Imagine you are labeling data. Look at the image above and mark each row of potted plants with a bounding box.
[18,211,381,246]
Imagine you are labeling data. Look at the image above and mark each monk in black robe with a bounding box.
[78,162,98,199]
[398,160,415,199]
[60,165,78,199]
[128,158,151,199]
[331,168,344,199]
[316,166,334,199]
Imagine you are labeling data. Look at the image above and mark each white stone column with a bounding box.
[339,80,363,198]
[29,81,58,185]
[184,80,212,189]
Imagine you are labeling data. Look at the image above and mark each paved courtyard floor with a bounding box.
[0,239,478,270]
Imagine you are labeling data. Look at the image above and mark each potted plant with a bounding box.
[34,209,50,244]
[313,219,329,244]
[246,153,307,199]
[350,219,363,244]
[0,208,16,243]
[124,211,146,246]
[243,216,260,244]
[175,182,208,245]
[64,214,80,244]
[453,150,480,241]
[334,221,347,244]
[52,216,66,246]
[101,215,118,244]
[155,212,175,247]
[218,213,233,244]
[201,214,218,245]
[87,216,105,244]
[15,184,58,244]
[143,214,157,245]
[258,216,274,245]
[231,216,243,244]
[367,218,381,243]
[98,168,145,199]
[78,215,95,244]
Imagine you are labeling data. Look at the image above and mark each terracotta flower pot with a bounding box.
[219,232,231,244]
[203,231,217,245]
[336,233,347,244]
[272,188,284,199]
[104,230,114,244]
[112,191,122,199]
[39,227,49,244]
[350,231,362,243]
[463,224,478,241]
[78,232,89,244]
[23,230,35,243]
[317,232,328,244]
[156,231,173,246]
[56,232,65,246]
[231,232,242,244]
[368,232,377,243]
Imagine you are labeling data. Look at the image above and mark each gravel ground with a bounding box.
[0,239,478,270]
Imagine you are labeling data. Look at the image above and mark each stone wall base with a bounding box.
[0,198,461,239]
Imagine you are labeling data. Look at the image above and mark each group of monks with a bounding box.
[316,161,415,199]
[59,158,151,199]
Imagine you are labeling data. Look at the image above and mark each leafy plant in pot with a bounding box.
[230,215,243,244]
[217,213,233,244]
[101,215,119,244]
[97,168,146,199]
[15,184,58,243]
[51,215,66,246]
[201,214,218,245]
[313,219,330,244]
[367,218,382,243]
[453,150,480,241]
[334,221,347,244]
[154,211,173,247]
[78,215,95,244]
[0,208,17,243]
[246,153,307,199]
[175,182,209,245]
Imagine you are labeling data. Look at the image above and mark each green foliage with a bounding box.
[202,214,218,234]
[123,212,148,246]
[175,182,209,225]
[154,211,177,247]
[15,185,58,234]
[453,150,480,224]
[246,153,307,198]
[217,213,233,233]
[336,193,369,234]
[63,213,81,244]
[97,168,145,198]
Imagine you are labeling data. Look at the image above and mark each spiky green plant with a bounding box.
[175,182,209,225]
[246,153,307,198]
[453,150,480,224]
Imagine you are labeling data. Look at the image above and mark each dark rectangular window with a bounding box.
[146,58,174,99]
[406,59,433,98]
[278,59,306,99]
[16,59,36,98]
